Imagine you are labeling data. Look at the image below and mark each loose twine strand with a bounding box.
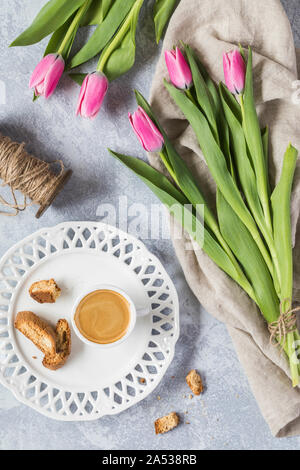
[268,298,300,348]
[0,135,64,216]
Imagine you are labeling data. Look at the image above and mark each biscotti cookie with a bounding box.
[29,279,61,304]
[42,319,71,370]
[14,311,56,355]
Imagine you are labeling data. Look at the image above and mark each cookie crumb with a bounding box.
[157,395,161,400]
[189,394,193,399]
[186,369,203,395]
[139,378,146,384]
[155,412,179,434]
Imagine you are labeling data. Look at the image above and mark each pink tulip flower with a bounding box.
[223,50,246,95]
[165,47,192,90]
[129,107,164,152]
[76,72,108,119]
[29,54,65,99]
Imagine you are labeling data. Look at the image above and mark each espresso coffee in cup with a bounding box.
[72,284,149,349]
[74,289,131,345]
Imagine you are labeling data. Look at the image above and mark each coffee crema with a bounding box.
[74,289,131,344]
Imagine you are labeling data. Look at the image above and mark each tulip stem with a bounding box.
[96,0,144,73]
[57,0,92,57]
[159,151,178,185]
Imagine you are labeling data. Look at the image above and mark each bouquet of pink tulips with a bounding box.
[109,45,300,386]
[11,0,178,118]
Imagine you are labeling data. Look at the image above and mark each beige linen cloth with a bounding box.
[149,0,300,437]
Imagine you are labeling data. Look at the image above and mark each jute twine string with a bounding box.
[268,298,300,348]
[0,135,65,216]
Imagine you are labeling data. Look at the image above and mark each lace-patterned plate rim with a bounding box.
[0,221,179,421]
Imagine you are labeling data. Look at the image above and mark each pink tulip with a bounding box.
[129,107,164,152]
[29,54,64,99]
[223,50,246,95]
[165,47,192,90]
[76,72,108,119]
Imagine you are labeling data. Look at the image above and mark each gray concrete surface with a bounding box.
[0,0,299,451]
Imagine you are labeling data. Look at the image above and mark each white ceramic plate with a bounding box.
[0,222,179,421]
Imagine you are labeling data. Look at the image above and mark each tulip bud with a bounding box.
[165,47,192,90]
[29,54,65,99]
[223,50,246,95]
[129,107,164,152]
[76,71,108,119]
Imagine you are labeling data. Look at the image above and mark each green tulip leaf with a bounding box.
[154,0,178,43]
[262,126,269,169]
[242,47,271,229]
[102,29,135,81]
[217,191,279,324]
[99,0,143,81]
[68,73,87,86]
[81,0,113,26]
[271,144,298,301]
[219,83,266,232]
[261,126,271,194]
[10,0,86,46]
[44,14,75,57]
[186,46,219,107]
[69,0,135,69]
[218,79,242,123]
[44,9,85,60]
[108,150,188,205]
[184,44,218,142]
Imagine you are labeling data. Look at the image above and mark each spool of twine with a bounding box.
[0,134,72,218]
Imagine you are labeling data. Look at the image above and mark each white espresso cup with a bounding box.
[71,284,149,349]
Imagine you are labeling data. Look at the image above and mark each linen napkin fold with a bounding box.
[149,0,300,437]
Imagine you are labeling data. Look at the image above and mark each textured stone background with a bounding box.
[0,0,299,451]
